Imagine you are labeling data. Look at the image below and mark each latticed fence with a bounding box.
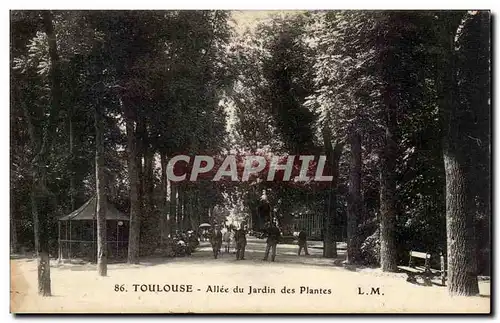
[59,240,128,262]
[292,213,322,240]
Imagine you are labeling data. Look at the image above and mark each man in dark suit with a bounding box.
[263,220,281,262]
[298,230,310,255]
[235,224,247,260]
[210,225,223,259]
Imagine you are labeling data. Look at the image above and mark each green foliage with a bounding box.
[11,10,235,252]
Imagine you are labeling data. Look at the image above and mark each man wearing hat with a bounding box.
[235,223,248,260]
[263,219,282,262]
[210,224,223,259]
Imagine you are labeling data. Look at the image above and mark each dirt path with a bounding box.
[10,238,490,313]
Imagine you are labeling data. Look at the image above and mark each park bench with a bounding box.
[397,251,446,286]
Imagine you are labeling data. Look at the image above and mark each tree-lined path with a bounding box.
[10,10,490,311]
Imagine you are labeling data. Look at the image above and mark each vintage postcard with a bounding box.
[10,9,491,314]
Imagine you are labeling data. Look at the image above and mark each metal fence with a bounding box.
[292,213,322,240]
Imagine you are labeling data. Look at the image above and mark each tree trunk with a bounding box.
[438,13,480,296]
[160,152,168,242]
[122,98,140,264]
[10,220,18,254]
[37,251,51,296]
[378,81,399,272]
[379,145,397,271]
[69,110,75,211]
[32,184,51,296]
[140,126,155,241]
[137,154,144,220]
[142,139,158,253]
[184,190,194,230]
[136,117,145,221]
[194,190,200,229]
[170,182,177,234]
[379,115,398,272]
[10,196,18,253]
[322,123,343,258]
[30,187,40,256]
[166,177,171,235]
[177,184,184,231]
[32,10,63,296]
[183,189,191,230]
[443,153,479,295]
[144,142,154,218]
[347,130,362,264]
[95,106,107,276]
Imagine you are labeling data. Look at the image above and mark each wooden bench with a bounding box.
[397,251,447,286]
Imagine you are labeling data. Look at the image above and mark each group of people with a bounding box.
[261,221,310,260]
[209,224,248,260]
[207,220,310,262]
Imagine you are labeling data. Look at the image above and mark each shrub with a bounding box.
[360,229,380,266]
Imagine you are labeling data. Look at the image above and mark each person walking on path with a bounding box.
[263,221,281,262]
[235,225,247,260]
[297,230,310,256]
[223,226,232,254]
[210,225,223,259]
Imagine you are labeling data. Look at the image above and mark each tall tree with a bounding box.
[435,10,489,296]
[306,11,383,261]
[94,93,107,276]
[159,152,169,242]
[378,101,398,271]
[346,130,362,263]
[34,10,64,296]
[122,95,141,264]
[322,123,344,258]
